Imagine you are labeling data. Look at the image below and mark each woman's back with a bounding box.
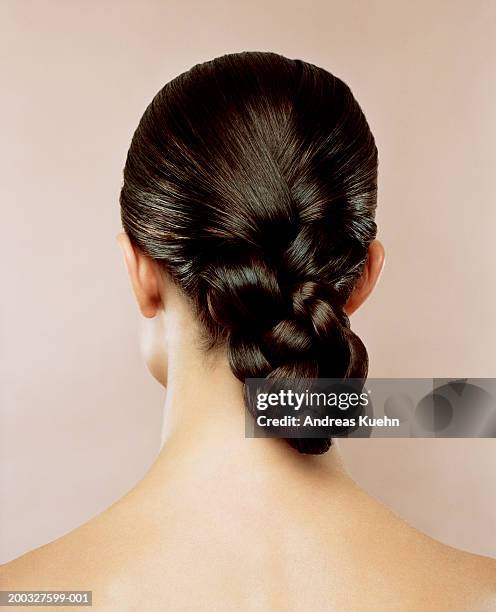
[2,435,496,611]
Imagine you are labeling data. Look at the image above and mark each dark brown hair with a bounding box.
[120,51,378,454]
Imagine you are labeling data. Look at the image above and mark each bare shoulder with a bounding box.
[381,516,496,611]
[0,486,173,612]
[0,523,106,591]
[453,546,496,592]
[2,484,496,612]
[0,511,143,612]
[433,545,496,611]
[1,543,55,589]
[335,484,496,611]
[0,501,140,596]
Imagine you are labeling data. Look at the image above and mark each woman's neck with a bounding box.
[150,306,349,487]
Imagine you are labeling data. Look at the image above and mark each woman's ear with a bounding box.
[344,239,385,316]
[117,232,163,318]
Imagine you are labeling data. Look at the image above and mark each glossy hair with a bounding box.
[120,51,378,454]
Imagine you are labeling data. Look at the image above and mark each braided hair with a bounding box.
[120,51,378,454]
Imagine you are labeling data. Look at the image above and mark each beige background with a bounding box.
[1,0,495,563]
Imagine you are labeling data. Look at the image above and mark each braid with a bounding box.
[202,245,368,453]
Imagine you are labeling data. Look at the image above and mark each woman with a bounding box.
[2,51,495,611]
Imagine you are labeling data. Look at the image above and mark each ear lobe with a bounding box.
[344,239,385,316]
[117,232,162,318]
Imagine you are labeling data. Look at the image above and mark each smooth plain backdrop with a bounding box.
[1,0,495,563]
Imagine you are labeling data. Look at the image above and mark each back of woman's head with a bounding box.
[120,51,378,455]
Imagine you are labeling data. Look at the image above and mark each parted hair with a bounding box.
[120,51,378,454]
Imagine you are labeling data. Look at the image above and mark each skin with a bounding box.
[2,236,496,611]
